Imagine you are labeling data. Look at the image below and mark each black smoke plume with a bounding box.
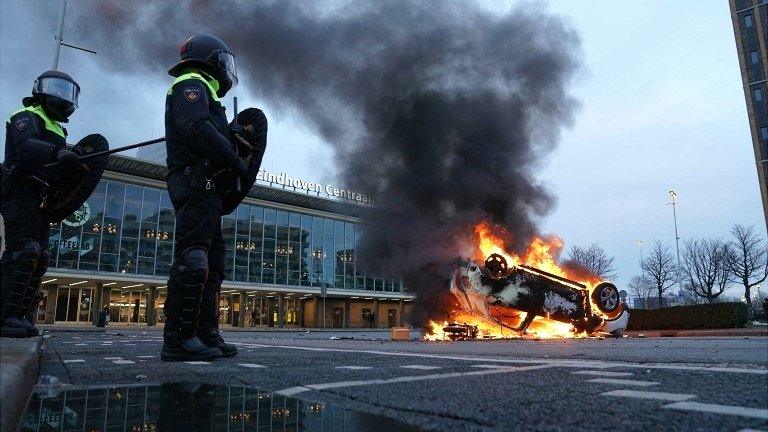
[73,0,581,324]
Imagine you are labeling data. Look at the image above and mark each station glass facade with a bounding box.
[48,178,403,292]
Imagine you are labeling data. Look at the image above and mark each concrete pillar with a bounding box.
[92,283,103,325]
[146,286,157,326]
[372,299,379,328]
[399,299,405,327]
[238,291,247,328]
[344,298,351,328]
[277,294,285,328]
[298,298,305,327]
[101,285,112,311]
[44,285,58,324]
[313,296,320,328]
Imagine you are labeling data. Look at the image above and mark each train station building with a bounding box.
[11,155,414,329]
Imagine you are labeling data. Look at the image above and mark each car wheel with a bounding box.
[485,253,509,279]
[591,282,622,320]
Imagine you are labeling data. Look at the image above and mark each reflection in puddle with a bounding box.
[20,382,423,431]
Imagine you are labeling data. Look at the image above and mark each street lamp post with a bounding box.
[51,0,97,70]
[667,190,683,297]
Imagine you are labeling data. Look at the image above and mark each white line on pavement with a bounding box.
[238,363,266,368]
[572,370,634,377]
[275,364,554,396]
[470,364,507,369]
[587,378,659,387]
[103,357,123,360]
[240,343,767,375]
[63,359,85,363]
[400,365,442,370]
[335,366,374,370]
[112,360,135,364]
[136,355,155,359]
[736,429,768,432]
[602,390,697,402]
[75,343,86,346]
[663,402,768,420]
[184,361,210,365]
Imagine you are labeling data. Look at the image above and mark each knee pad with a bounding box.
[33,250,50,277]
[5,238,41,269]
[170,248,209,291]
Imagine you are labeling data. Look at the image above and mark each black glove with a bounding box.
[229,124,253,158]
[56,149,81,171]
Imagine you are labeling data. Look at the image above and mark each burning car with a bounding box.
[449,253,629,336]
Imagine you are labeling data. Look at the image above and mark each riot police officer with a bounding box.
[1,71,86,337]
[162,34,266,361]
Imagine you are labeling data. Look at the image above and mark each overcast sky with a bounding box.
[1,0,763,294]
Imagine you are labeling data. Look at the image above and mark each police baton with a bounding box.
[44,136,166,168]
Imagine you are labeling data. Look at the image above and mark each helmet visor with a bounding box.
[214,51,238,88]
[33,76,80,107]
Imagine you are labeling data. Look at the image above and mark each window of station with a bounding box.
[744,14,753,28]
[751,51,760,64]
[755,88,763,102]
[49,179,404,292]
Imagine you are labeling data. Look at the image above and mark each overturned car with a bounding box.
[449,254,629,336]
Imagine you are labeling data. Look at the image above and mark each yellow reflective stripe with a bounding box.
[7,105,65,138]
[167,72,220,102]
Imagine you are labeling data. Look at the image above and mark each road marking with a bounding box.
[471,364,506,369]
[103,357,123,360]
[663,402,768,420]
[112,360,135,364]
[736,429,768,432]
[602,390,697,402]
[63,359,85,363]
[587,378,659,387]
[572,370,634,377]
[238,363,267,368]
[335,366,374,370]
[401,365,442,370]
[242,342,768,375]
[75,343,87,346]
[184,361,210,365]
[276,364,554,396]
[136,355,155,359]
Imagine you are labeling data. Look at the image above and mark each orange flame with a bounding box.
[425,221,606,340]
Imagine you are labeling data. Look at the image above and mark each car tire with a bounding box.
[591,282,622,320]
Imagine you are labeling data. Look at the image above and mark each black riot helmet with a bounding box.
[25,70,80,122]
[168,34,238,98]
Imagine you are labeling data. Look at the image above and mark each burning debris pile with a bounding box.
[424,223,628,341]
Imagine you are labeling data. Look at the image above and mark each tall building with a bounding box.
[730,0,768,227]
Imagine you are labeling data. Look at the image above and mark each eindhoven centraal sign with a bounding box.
[256,169,372,204]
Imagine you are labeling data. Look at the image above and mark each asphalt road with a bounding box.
[23,329,768,432]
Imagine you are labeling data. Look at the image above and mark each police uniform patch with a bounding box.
[184,87,201,102]
[14,117,28,130]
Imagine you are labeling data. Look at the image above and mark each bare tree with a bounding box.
[565,243,617,280]
[726,224,767,310]
[681,238,732,303]
[627,275,654,308]
[641,241,677,307]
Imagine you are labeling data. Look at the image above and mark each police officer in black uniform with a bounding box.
[162,34,266,361]
[1,70,85,338]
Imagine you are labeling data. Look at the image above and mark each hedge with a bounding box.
[626,302,748,330]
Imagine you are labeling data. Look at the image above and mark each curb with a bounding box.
[0,337,41,432]
[625,329,768,338]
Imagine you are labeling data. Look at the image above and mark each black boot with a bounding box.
[197,272,237,357]
[197,326,238,358]
[162,326,222,362]
[161,251,222,362]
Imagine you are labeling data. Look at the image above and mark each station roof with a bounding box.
[106,155,370,219]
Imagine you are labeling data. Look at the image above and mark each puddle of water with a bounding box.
[19,382,423,432]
